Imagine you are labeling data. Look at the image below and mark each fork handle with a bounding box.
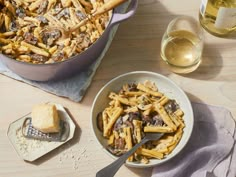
[96,138,149,177]
[71,0,127,32]
[93,0,128,17]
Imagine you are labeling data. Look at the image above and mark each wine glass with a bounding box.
[160,16,204,74]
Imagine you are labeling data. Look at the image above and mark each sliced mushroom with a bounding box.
[144,80,158,91]
[37,16,48,24]
[128,83,138,91]
[114,137,125,150]
[113,116,123,131]
[124,120,134,133]
[9,21,18,31]
[51,7,63,15]
[16,7,26,18]
[142,115,152,125]
[164,100,179,114]
[152,114,164,126]
[107,145,126,156]
[78,34,91,49]
[75,10,86,20]
[24,32,38,45]
[56,8,70,19]
[52,52,65,62]
[41,29,61,46]
[96,112,103,132]
[31,54,48,63]
[128,112,141,121]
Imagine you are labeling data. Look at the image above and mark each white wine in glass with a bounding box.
[161,16,204,74]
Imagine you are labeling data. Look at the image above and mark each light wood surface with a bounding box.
[1,0,236,177]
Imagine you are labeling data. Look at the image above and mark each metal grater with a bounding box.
[22,117,70,142]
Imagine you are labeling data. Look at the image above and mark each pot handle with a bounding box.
[110,0,138,25]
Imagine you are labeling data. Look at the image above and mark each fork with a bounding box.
[96,132,164,177]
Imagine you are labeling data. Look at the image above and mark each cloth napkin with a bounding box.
[0,2,130,102]
[152,102,236,177]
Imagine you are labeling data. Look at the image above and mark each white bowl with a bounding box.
[91,71,194,168]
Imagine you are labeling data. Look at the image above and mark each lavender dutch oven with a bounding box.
[0,0,138,81]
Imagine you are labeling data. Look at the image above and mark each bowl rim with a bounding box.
[90,71,194,168]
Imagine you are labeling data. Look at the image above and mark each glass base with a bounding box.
[163,59,201,74]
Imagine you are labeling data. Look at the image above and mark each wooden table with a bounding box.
[1,0,235,177]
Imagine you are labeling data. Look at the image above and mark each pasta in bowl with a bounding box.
[91,71,194,167]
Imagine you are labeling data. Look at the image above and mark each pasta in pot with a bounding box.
[0,0,110,64]
[97,80,186,164]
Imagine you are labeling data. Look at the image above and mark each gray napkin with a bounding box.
[152,102,236,177]
[0,2,130,102]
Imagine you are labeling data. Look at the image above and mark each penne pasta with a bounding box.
[174,109,184,117]
[109,92,136,106]
[137,148,164,159]
[144,126,175,133]
[0,0,110,64]
[47,0,57,11]
[97,80,186,164]
[61,0,72,7]
[0,38,11,44]
[5,1,16,16]
[137,83,163,97]
[103,107,123,137]
[158,96,169,106]
[124,127,133,161]
[21,41,49,57]
[4,14,11,31]
[133,120,142,143]
[154,105,177,131]
[28,0,42,11]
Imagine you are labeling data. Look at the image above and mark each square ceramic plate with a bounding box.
[91,71,194,168]
[7,103,76,162]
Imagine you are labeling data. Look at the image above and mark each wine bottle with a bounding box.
[199,0,236,37]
